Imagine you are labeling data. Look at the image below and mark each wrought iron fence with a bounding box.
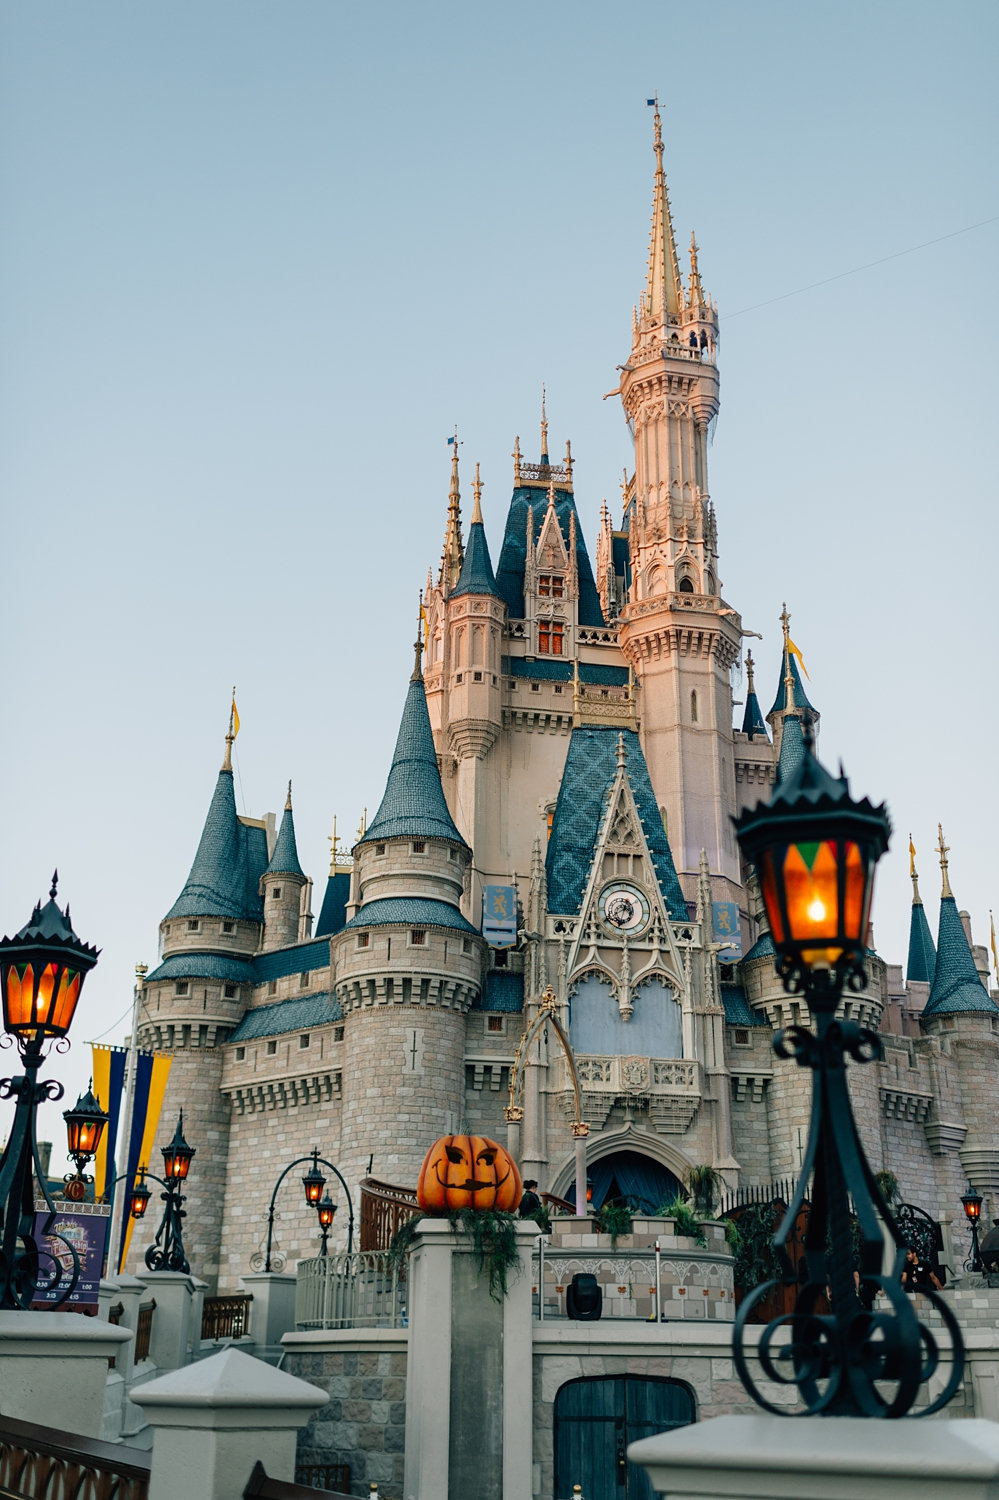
[245,1460,356,1498]
[0,1414,150,1500]
[359,1176,418,1251]
[201,1293,253,1341]
[296,1251,406,1330]
[134,1300,156,1363]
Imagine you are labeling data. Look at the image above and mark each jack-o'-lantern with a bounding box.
[417,1133,522,1213]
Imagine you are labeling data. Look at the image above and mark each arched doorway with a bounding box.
[587,1150,681,1214]
[554,1376,695,1499]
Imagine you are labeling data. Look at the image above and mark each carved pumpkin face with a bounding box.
[417,1133,522,1213]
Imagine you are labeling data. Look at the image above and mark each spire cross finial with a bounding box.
[471,463,483,524]
[909,833,923,906]
[540,386,549,460]
[546,479,556,511]
[49,869,58,901]
[565,438,573,483]
[615,732,627,772]
[937,823,953,899]
[779,603,796,711]
[745,651,756,693]
[285,780,293,811]
[512,434,522,485]
[223,685,236,771]
[328,815,339,876]
[412,592,425,681]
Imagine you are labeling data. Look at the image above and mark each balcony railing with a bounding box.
[296,1251,406,1331]
[0,1414,150,1500]
[202,1293,253,1341]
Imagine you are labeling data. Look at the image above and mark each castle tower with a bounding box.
[921,828,999,1209]
[765,606,819,767]
[260,783,310,951]
[137,720,270,1288]
[614,102,742,898]
[332,634,482,1192]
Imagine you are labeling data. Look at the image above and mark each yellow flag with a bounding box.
[231,694,240,737]
[787,636,810,679]
[909,837,916,877]
[991,910,998,982]
[420,605,430,647]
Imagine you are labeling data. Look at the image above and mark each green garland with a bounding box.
[387,1207,522,1302]
[593,1201,634,1246]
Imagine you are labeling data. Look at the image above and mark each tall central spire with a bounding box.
[643,97,684,328]
[439,431,464,594]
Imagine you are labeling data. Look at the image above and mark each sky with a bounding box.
[2,1,997,1152]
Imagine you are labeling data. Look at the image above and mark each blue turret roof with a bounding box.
[357,669,469,849]
[228,992,343,1042]
[451,519,500,599]
[776,715,806,784]
[494,484,604,625]
[769,651,815,717]
[343,896,478,934]
[906,895,936,985]
[546,727,687,919]
[267,798,304,878]
[165,769,267,923]
[923,897,997,1017]
[743,931,776,963]
[741,689,768,740]
[315,871,351,937]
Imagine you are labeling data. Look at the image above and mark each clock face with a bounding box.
[598,882,650,935]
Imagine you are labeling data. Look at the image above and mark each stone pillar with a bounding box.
[629,1413,999,1498]
[138,1270,204,1372]
[0,1311,131,1438]
[240,1272,297,1361]
[134,1346,328,1500]
[403,1218,536,1500]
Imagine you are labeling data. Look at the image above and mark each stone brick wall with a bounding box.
[286,1337,407,1498]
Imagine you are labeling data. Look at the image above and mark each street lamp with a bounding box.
[142,1112,196,1274]
[316,1193,337,1257]
[0,874,100,1309]
[63,1083,109,1200]
[961,1187,984,1272]
[731,731,964,1418]
[256,1147,354,1271]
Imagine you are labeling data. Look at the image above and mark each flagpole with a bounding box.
[107,962,146,1277]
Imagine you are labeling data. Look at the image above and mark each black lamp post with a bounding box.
[142,1112,196,1274]
[0,874,100,1309]
[258,1147,354,1271]
[961,1187,984,1272]
[63,1082,109,1200]
[316,1193,337,1257]
[732,733,963,1417]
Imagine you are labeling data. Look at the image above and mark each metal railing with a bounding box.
[296,1251,406,1330]
[135,1300,156,1363]
[359,1176,418,1251]
[0,1414,150,1500]
[202,1293,253,1341]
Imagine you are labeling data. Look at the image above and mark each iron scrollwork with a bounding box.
[733,998,964,1417]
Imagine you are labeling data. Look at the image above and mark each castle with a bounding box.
[133,106,999,1292]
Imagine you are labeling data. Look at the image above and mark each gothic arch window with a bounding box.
[645,563,664,597]
[677,576,695,594]
[704,569,716,595]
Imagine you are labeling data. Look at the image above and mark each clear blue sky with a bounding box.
[2,1,996,1148]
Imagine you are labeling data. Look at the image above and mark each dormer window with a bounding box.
[538,622,564,655]
[538,574,564,599]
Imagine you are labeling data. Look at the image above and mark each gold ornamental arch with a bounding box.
[505,985,589,1214]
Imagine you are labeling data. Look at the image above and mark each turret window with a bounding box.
[410,930,426,946]
[222,920,234,933]
[539,575,564,598]
[266,1040,277,1055]
[539,622,564,655]
[691,691,699,723]
[174,982,189,996]
[412,841,425,854]
[235,1046,245,1061]
[299,971,310,988]
[224,984,236,998]
[375,844,386,856]
[271,887,282,899]
[187,920,200,932]
[357,933,370,949]
[678,578,695,594]
[473,670,483,682]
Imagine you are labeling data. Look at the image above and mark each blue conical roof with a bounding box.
[775,714,806,784]
[267,800,304,878]
[923,897,996,1017]
[494,479,604,625]
[906,894,936,985]
[741,688,768,740]
[357,670,469,848]
[165,770,267,922]
[451,520,500,598]
[769,651,816,717]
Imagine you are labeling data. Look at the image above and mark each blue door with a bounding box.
[554,1376,695,1500]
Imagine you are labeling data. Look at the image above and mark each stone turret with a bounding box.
[260,784,310,951]
[138,725,272,1289]
[332,638,483,1193]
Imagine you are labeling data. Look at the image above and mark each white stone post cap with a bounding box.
[133,1346,329,1431]
[0,1311,132,1355]
[137,1270,202,1292]
[240,1272,297,1287]
[110,1273,150,1292]
[628,1414,999,1498]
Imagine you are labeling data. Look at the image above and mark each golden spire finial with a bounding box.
[643,94,683,326]
[222,685,237,771]
[909,833,923,906]
[621,467,629,510]
[565,438,573,485]
[689,229,704,305]
[512,434,522,486]
[328,815,339,876]
[471,463,483,525]
[356,807,367,842]
[285,780,292,812]
[440,430,464,592]
[540,386,549,460]
[412,591,425,682]
[779,603,796,711]
[546,479,556,511]
[937,824,953,900]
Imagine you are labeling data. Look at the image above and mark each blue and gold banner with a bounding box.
[91,1045,128,1200]
[483,884,518,949]
[119,1051,172,1271]
[712,901,742,963]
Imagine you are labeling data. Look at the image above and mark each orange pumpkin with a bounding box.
[417,1133,522,1213]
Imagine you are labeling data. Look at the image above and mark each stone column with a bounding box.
[0,1311,131,1438]
[137,1270,204,1372]
[403,1218,536,1500]
[240,1272,297,1361]
[629,1413,999,1498]
[133,1346,327,1500]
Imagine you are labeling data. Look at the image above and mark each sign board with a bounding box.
[711,901,742,963]
[30,1200,111,1312]
[482,884,518,949]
